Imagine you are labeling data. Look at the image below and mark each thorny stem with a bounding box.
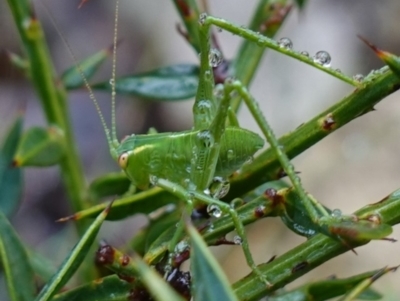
[6,0,87,232]
[204,15,358,87]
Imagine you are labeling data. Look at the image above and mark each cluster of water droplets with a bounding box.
[277,37,333,68]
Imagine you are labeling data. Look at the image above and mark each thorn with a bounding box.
[357,35,385,56]
[104,199,115,215]
[106,38,124,55]
[78,0,89,9]
[176,23,190,43]
[266,255,277,264]
[56,213,78,222]
[381,237,397,243]
[339,236,358,255]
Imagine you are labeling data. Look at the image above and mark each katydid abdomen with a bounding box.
[116,127,264,190]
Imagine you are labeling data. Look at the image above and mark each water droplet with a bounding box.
[353,74,364,82]
[149,175,158,185]
[313,51,331,67]
[257,38,264,46]
[245,156,254,164]
[209,48,223,67]
[331,208,342,218]
[335,68,342,73]
[213,84,224,99]
[175,240,189,253]
[207,204,222,218]
[227,149,235,160]
[203,188,210,195]
[233,235,243,245]
[209,176,230,199]
[278,37,293,49]
[300,51,309,57]
[197,130,214,148]
[199,13,207,25]
[109,78,115,86]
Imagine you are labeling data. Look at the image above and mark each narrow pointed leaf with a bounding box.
[92,64,199,100]
[267,268,385,301]
[13,126,65,167]
[188,223,239,301]
[35,202,112,301]
[0,116,23,216]
[62,46,112,89]
[52,275,132,301]
[359,36,400,78]
[0,210,36,301]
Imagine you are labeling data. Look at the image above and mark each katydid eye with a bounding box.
[118,153,129,169]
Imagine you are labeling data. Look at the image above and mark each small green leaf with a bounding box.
[88,172,131,201]
[52,275,132,301]
[325,220,392,242]
[93,64,199,100]
[13,126,66,167]
[0,210,36,301]
[188,223,239,301]
[0,116,23,216]
[62,47,111,89]
[35,202,112,301]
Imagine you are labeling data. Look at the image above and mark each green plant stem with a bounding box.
[7,0,87,232]
[206,15,357,87]
[226,67,400,199]
[233,188,400,300]
[231,0,291,112]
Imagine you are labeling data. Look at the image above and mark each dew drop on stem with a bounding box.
[353,74,364,82]
[207,204,222,218]
[209,48,223,68]
[278,37,293,49]
[233,235,243,245]
[313,51,331,67]
[300,51,309,57]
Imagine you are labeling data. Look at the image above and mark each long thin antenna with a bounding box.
[111,0,119,146]
[41,0,118,156]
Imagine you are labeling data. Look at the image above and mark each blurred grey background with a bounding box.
[1,0,400,299]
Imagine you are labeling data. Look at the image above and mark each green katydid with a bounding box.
[63,0,392,287]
